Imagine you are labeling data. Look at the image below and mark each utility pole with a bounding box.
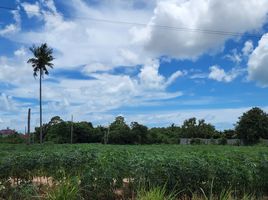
[70,115,73,144]
[27,108,31,144]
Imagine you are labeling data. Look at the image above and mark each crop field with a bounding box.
[0,144,268,199]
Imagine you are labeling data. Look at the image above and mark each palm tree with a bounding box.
[28,43,54,144]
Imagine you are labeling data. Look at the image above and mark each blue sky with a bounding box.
[1,0,268,132]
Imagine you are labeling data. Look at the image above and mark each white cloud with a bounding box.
[165,70,183,86]
[132,0,268,59]
[21,2,41,18]
[121,106,268,130]
[247,33,268,87]
[14,47,27,57]
[208,65,242,82]
[82,63,113,74]
[0,10,21,36]
[242,40,254,56]
[224,49,242,64]
[14,0,152,69]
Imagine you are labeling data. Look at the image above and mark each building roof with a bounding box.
[0,129,16,135]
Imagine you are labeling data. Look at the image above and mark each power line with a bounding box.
[0,6,17,11]
[0,4,266,38]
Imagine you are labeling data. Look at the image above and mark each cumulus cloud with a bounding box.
[208,65,242,82]
[14,0,152,69]
[138,59,183,90]
[132,0,268,59]
[247,33,268,87]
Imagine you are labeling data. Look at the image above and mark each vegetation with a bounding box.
[236,107,268,144]
[27,43,54,144]
[0,133,25,144]
[22,107,265,145]
[0,144,267,199]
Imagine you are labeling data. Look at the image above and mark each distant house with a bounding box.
[0,128,16,137]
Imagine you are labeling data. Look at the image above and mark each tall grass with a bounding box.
[136,187,176,200]
[46,177,81,200]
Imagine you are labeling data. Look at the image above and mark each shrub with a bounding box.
[218,138,227,145]
[190,138,203,145]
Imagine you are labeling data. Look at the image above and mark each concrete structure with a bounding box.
[179,138,243,145]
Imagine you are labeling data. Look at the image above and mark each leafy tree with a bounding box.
[46,122,70,143]
[73,122,93,143]
[28,43,54,143]
[49,116,63,126]
[197,119,216,138]
[130,122,148,144]
[222,129,236,139]
[147,127,179,144]
[181,118,216,138]
[236,107,268,144]
[92,125,106,143]
[36,116,64,142]
[109,116,131,144]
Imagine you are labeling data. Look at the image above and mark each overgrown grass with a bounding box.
[45,177,81,200]
[137,187,176,200]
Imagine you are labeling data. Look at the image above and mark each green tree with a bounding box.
[130,122,148,144]
[181,118,216,138]
[236,107,268,144]
[28,43,54,144]
[73,122,93,143]
[46,122,70,143]
[35,116,64,143]
[109,116,130,144]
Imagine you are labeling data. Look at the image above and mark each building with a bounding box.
[0,128,16,137]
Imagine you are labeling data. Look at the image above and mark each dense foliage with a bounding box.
[33,115,222,144]
[0,133,25,144]
[236,107,268,144]
[0,144,267,199]
[30,107,268,145]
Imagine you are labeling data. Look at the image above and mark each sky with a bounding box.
[0,0,268,132]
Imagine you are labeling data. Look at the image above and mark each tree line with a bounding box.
[28,107,268,145]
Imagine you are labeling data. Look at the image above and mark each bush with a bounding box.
[218,138,227,145]
[210,138,216,145]
[190,138,203,145]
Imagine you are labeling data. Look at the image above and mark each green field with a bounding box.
[0,144,268,199]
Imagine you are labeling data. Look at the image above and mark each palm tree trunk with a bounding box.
[39,69,43,144]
